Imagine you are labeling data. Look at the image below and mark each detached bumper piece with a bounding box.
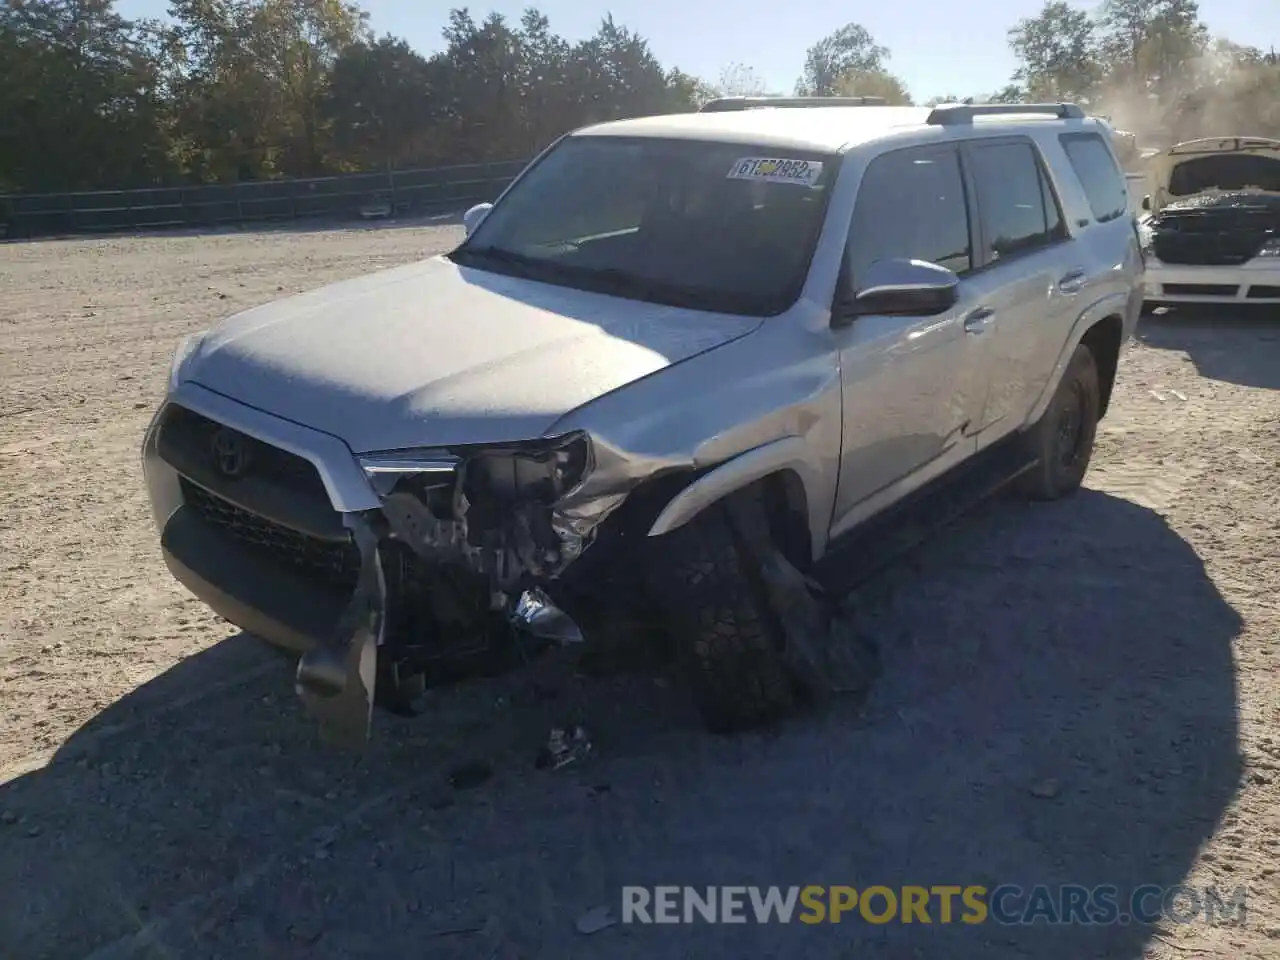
[295,513,384,750]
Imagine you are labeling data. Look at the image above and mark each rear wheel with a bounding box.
[1017,344,1101,501]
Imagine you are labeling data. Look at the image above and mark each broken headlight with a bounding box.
[356,432,593,504]
[460,432,593,505]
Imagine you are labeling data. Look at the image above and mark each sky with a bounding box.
[114,0,1277,102]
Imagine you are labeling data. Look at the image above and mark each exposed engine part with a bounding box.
[376,435,606,596]
[1149,193,1280,266]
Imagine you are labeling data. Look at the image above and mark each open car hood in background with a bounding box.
[1149,137,1280,214]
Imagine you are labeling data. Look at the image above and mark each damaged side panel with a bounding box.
[300,309,845,746]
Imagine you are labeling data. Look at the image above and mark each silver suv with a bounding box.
[142,99,1144,745]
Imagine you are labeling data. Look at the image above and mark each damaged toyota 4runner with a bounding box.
[1139,136,1280,306]
[142,99,1144,746]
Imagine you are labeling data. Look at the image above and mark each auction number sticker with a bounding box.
[727,157,824,186]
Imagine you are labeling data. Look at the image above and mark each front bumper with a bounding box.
[1143,258,1280,304]
[142,383,372,653]
[142,385,591,746]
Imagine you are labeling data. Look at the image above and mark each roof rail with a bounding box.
[925,102,1086,125]
[700,95,888,113]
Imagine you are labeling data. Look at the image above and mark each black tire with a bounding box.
[1017,343,1101,501]
[646,502,795,733]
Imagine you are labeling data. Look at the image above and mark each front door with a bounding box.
[830,144,994,527]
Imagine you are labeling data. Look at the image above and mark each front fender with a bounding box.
[1023,289,1138,428]
[646,436,828,562]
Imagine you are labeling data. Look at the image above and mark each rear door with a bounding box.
[958,136,1076,440]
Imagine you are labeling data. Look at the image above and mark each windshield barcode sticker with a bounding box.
[727,157,824,186]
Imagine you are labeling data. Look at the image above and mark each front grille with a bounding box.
[181,478,360,592]
[1163,283,1239,297]
[180,479,493,656]
[157,404,330,506]
[1247,285,1280,299]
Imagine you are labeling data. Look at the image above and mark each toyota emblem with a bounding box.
[211,428,250,477]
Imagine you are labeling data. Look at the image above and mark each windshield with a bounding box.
[451,136,837,316]
[1168,153,1280,196]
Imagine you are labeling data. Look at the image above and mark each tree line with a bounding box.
[1,0,1277,194]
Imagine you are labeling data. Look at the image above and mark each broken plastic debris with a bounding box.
[575,905,617,935]
[295,513,384,750]
[448,760,494,790]
[1030,778,1061,799]
[536,725,592,770]
[509,588,583,644]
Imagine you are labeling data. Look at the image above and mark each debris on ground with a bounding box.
[448,760,494,790]
[1030,778,1061,799]
[536,725,592,770]
[574,905,617,935]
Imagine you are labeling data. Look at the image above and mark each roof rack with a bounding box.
[699,95,888,113]
[926,102,1085,125]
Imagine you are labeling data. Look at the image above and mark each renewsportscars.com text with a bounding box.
[621,884,1247,926]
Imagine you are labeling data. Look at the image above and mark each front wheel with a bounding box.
[1016,343,1101,501]
[645,502,796,734]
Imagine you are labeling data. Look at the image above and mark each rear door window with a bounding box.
[1060,133,1128,222]
[847,145,972,279]
[967,140,1066,264]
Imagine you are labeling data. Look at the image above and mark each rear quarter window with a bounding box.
[1059,133,1128,223]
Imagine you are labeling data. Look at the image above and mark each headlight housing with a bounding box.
[358,431,594,505]
[168,332,207,392]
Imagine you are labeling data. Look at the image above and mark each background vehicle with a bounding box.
[1139,136,1280,308]
[142,99,1144,745]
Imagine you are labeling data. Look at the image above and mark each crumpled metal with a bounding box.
[294,512,385,749]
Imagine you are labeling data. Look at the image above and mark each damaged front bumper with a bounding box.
[144,395,632,748]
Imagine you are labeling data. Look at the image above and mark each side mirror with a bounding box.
[1141,195,1151,211]
[463,202,493,238]
[835,258,959,325]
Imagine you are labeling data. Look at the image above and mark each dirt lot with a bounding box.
[2,222,1279,959]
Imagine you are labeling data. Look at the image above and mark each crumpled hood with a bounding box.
[184,256,761,453]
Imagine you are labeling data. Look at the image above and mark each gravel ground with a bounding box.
[2,221,1279,959]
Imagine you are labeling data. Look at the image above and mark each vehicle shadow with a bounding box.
[1139,305,1280,389]
[0,490,1242,960]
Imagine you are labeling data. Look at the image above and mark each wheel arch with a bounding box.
[644,437,826,568]
[1025,294,1131,428]
[1080,313,1124,419]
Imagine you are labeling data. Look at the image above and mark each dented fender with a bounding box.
[646,436,829,561]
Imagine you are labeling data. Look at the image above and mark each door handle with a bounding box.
[1057,268,1087,294]
[963,306,995,334]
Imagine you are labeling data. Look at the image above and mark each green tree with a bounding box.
[0,0,174,190]
[717,62,773,97]
[797,23,888,96]
[834,68,913,105]
[1008,1,1101,102]
[1099,0,1207,99]
[322,35,435,171]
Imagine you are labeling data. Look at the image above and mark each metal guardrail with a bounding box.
[0,159,531,239]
